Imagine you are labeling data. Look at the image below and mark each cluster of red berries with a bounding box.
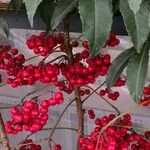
[88,109,95,119]
[80,113,150,150]
[26,32,63,56]
[0,44,25,78]
[113,76,126,87]
[105,32,120,47]
[139,86,150,106]
[79,88,91,96]
[5,92,64,134]
[7,62,60,88]
[19,139,41,150]
[60,52,111,88]
[82,32,120,50]
[99,88,120,101]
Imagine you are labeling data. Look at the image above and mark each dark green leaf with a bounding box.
[106,47,135,89]
[38,0,55,29]
[127,43,150,101]
[120,0,150,53]
[128,0,142,14]
[79,0,113,57]
[112,0,120,13]
[0,17,10,37]
[25,0,43,27]
[51,0,78,30]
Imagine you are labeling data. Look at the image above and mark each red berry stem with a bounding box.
[0,113,10,150]
[48,98,76,149]
[84,85,120,114]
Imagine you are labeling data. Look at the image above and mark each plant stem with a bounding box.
[74,87,84,150]
[48,98,75,149]
[82,81,106,103]
[63,14,84,150]
[43,127,78,132]
[0,113,10,150]
[95,100,150,149]
[85,85,120,115]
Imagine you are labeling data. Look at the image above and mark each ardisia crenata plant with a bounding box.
[0,0,150,150]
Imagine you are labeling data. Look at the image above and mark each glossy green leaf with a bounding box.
[51,0,78,30]
[25,0,43,27]
[106,47,135,89]
[79,0,113,57]
[0,17,10,37]
[128,0,142,14]
[120,0,150,53]
[127,43,150,101]
[38,0,55,29]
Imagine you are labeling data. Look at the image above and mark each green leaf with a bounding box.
[25,0,43,27]
[79,0,113,57]
[51,0,78,30]
[120,0,150,53]
[106,47,135,89]
[128,0,142,14]
[127,43,150,101]
[38,0,55,29]
[0,17,10,37]
[112,0,120,13]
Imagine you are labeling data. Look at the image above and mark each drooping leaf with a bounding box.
[79,0,113,57]
[51,0,78,30]
[106,47,135,89]
[25,0,43,27]
[38,0,55,30]
[127,43,150,102]
[120,0,150,53]
[112,0,120,14]
[127,0,142,14]
[0,17,10,37]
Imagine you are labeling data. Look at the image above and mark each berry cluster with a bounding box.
[7,62,60,87]
[99,88,120,101]
[88,109,95,119]
[105,32,120,47]
[19,139,41,150]
[79,88,91,96]
[59,52,111,90]
[26,32,64,56]
[113,76,126,87]
[79,113,150,150]
[5,92,64,134]
[0,44,25,77]
[139,86,150,106]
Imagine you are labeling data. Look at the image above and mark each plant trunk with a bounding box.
[0,113,10,150]
[63,16,84,150]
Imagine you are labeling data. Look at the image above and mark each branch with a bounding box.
[95,100,150,149]
[82,81,106,103]
[48,99,76,147]
[0,113,10,150]
[84,85,120,115]
[47,54,67,64]
[20,84,53,103]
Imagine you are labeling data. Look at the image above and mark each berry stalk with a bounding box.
[0,113,10,150]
